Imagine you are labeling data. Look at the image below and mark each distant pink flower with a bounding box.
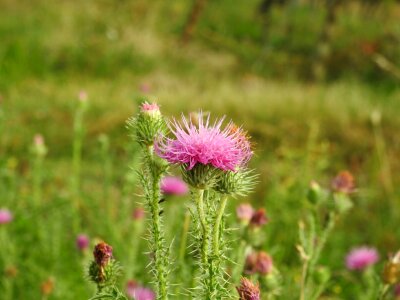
[139,83,151,94]
[0,209,13,224]
[250,208,268,228]
[78,90,88,102]
[236,203,254,224]
[132,207,145,220]
[155,113,252,171]
[331,171,355,194]
[346,247,379,271]
[245,251,273,275]
[161,176,189,196]
[34,134,44,146]
[126,281,155,300]
[76,234,89,251]
[236,278,260,300]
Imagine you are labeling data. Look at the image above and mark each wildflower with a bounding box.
[236,203,254,224]
[250,208,268,227]
[346,247,379,271]
[383,251,400,284]
[78,90,88,102]
[160,176,189,195]
[132,207,145,220]
[126,281,155,300]
[245,251,273,275]
[41,277,54,297]
[0,209,13,224]
[93,242,113,267]
[156,113,252,172]
[76,234,90,251]
[331,171,355,194]
[236,277,260,300]
[140,102,160,117]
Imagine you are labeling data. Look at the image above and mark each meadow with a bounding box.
[1,0,400,299]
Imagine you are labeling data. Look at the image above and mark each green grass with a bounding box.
[1,0,400,299]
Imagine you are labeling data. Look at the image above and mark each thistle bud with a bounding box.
[236,203,255,225]
[250,208,268,228]
[245,251,273,275]
[89,242,114,285]
[313,266,331,285]
[213,169,257,197]
[236,277,261,300]
[127,102,167,147]
[331,171,355,194]
[383,251,400,285]
[93,242,113,267]
[307,180,322,204]
[76,234,90,252]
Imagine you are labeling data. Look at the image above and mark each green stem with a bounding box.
[212,195,228,256]
[146,146,168,300]
[378,284,390,300]
[195,189,208,267]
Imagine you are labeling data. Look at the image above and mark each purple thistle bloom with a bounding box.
[161,176,189,195]
[126,281,155,300]
[76,234,89,251]
[346,247,379,271]
[155,113,252,171]
[0,209,13,224]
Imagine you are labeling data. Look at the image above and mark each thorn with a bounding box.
[159,210,164,216]
[159,198,166,204]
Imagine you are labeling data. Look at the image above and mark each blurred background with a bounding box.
[1,0,400,299]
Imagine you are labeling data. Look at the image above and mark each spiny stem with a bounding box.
[146,146,169,300]
[212,195,228,257]
[194,189,208,267]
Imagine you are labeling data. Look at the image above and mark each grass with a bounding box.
[1,0,400,299]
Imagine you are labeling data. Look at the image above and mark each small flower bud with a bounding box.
[132,207,145,220]
[236,277,261,300]
[76,234,90,251]
[93,242,113,267]
[313,266,331,285]
[307,180,322,204]
[245,251,273,275]
[213,169,257,197]
[250,208,268,228]
[0,209,13,225]
[236,203,254,225]
[331,171,355,194]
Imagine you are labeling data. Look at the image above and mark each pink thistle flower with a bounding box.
[155,113,252,171]
[346,247,379,271]
[236,278,260,300]
[76,234,89,251]
[126,281,155,300]
[245,251,273,275]
[161,176,189,196]
[78,90,88,102]
[132,207,145,220]
[236,203,255,224]
[93,242,113,267]
[0,209,13,224]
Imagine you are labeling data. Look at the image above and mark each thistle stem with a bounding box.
[146,146,168,300]
[212,195,228,257]
[194,189,209,267]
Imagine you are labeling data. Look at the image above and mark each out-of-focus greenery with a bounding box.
[1,0,400,299]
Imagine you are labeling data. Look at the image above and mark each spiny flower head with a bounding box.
[0,209,13,224]
[155,113,252,172]
[76,234,89,251]
[236,203,255,224]
[346,247,379,271]
[236,277,260,300]
[93,242,113,267]
[331,171,355,194]
[161,176,189,196]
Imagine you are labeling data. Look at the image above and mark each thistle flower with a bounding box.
[93,242,113,267]
[214,169,257,197]
[126,281,155,300]
[160,176,189,196]
[132,207,145,220]
[236,277,261,300]
[331,171,355,194]
[78,90,88,102]
[76,234,89,251]
[0,209,13,224]
[250,208,268,227]
[155,113,252,172]
[141,102,160,117]
[245,251,273,275]
[395,284,400,298]
[236,203,255,224]
[346,247,379,271]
